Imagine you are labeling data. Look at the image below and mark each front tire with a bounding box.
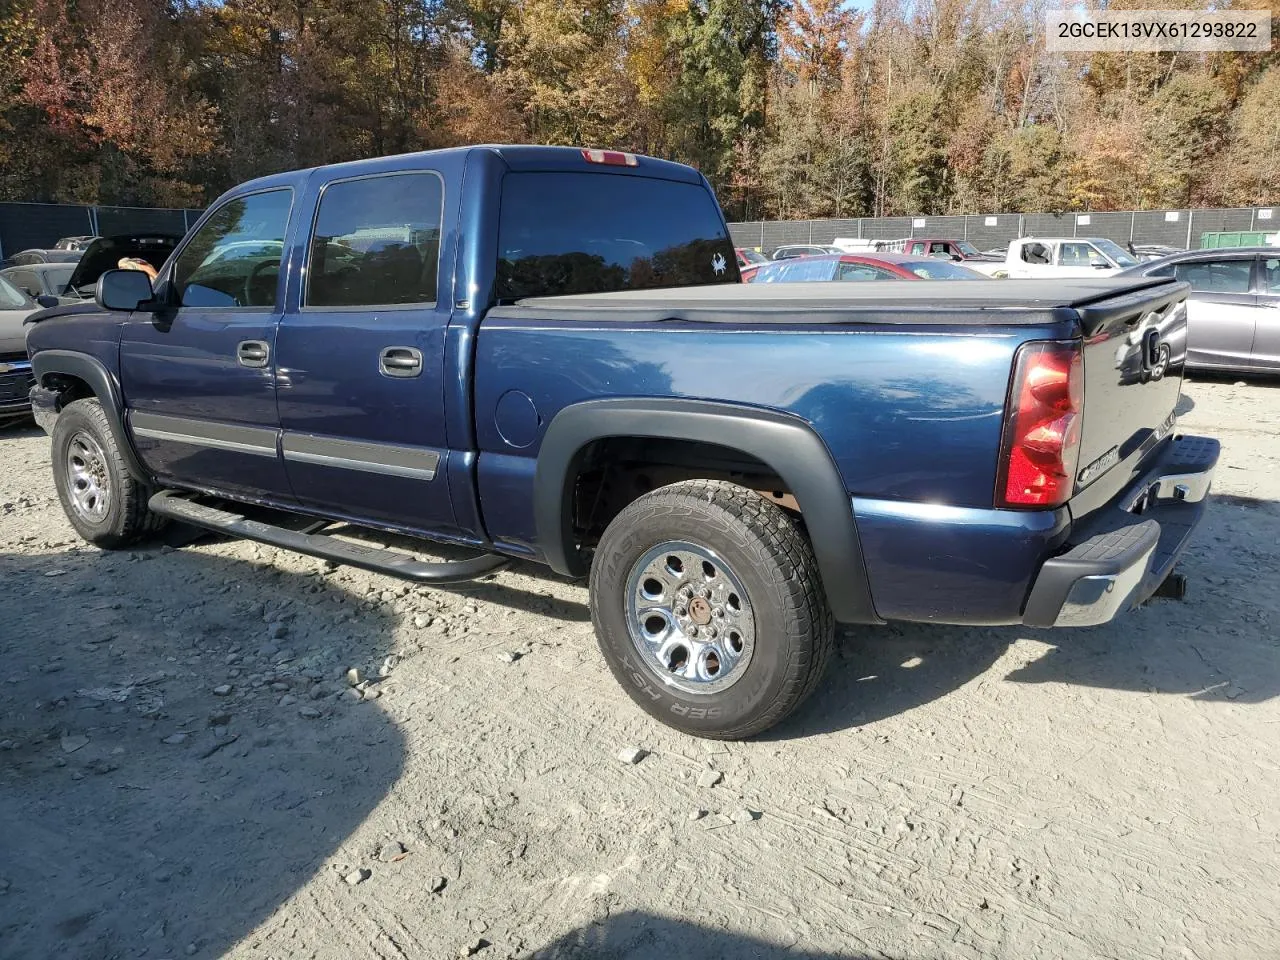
[51,398,165,548]
[589,479,834,739]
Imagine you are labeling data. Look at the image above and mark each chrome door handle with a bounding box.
[379,346,423,378]
[237,340,269,368]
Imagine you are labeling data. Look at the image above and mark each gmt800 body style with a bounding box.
[25,145,1218,738]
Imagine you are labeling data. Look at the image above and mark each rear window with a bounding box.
[495,172,737,301]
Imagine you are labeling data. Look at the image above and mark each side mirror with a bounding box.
[1090,257,1110,269]
[35,294,59,309]
[952,254,963,262]
[96,268,154,311]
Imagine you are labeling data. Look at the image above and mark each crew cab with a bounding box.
[25,146,1218,739]
[1000,237,1141,278]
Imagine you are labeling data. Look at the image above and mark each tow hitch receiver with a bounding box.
[1148,572,1188,602]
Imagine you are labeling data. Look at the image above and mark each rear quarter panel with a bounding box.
[473,318,1066,556]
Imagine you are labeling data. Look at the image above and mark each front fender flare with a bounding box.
[534,398,881,625]
[31,349,148,482]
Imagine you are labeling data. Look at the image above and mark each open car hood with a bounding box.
[64,234,182,294]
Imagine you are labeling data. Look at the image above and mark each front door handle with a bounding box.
[379,346,423,378]
[237,340,270,368]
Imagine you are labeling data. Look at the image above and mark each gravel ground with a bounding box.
[1,377,1278,960]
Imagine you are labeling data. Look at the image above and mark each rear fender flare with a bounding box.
[31,349,148,482]
[534,398,882,625]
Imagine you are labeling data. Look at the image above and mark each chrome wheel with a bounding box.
[66,431,111,524]
[624,541,756,695]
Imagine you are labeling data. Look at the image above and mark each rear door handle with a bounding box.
[237,340,270,368]
[379,346,423,378]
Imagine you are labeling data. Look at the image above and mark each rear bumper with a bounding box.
[1022,434,1220,627]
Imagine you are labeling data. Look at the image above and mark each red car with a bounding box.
[735,247,768,269]
[741,252,987,283]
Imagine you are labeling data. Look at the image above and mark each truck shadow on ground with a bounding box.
[770,491,1280,739]
[0,547,403,960]
[526,910,873,959]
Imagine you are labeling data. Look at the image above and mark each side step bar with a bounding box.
[148,490,510,585]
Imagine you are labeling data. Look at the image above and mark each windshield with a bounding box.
[496,172,737,300]
[45,266,77,293]
[0,276,31,308]
[738,248,767,265]
[956,240,981,257]
[1092,238,1139,267]
[904,260,985,280]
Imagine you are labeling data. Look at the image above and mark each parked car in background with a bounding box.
[1119,247,1280,374]
[889,238,1003,265]
[0,263,80,305]
[55,236,99,252]
[2,248,82,268]
[62,234,181,300]
[744,252,987,283]
[1129,243,1183,262]
[735,247,767,268]
[0,275,38,424]
[998,237,1140,278]
[768,243,844,261]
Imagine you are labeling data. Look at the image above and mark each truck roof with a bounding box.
[493,276,1186,326]
[220,145,705,198]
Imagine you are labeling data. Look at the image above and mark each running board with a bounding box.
[148,490,510,584]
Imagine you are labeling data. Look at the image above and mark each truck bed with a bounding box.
[491,277,1183,326]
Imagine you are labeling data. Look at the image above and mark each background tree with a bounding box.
[0,0,1275,217]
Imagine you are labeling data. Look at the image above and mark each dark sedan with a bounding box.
[1119,247,1280,374]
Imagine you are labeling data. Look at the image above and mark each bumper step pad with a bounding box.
[148,490,509,584]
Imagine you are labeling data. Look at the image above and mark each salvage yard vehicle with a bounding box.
[1119,247,1280,375]
[997,237,1140,278]
[744,252,985,283]
[25,145,1219,739]
[768,243,844,260]
[0,275,38,424]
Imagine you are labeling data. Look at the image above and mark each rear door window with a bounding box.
[306,173,443,308]
[496,172,736,300]
[1175,259,1253,294]
[1261,257,1280,294]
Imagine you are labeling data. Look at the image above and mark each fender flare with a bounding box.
[31,349,149,482]
[534,397,882,625]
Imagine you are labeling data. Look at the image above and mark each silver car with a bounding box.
[0,274,37,425]
[1121,247,1280,375]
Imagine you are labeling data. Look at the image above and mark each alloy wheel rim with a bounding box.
[624,541,756,695]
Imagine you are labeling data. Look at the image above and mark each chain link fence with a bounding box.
[729,206,1277,253]
[0,202,201,260]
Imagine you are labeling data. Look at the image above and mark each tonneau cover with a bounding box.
[492,277,1185,326]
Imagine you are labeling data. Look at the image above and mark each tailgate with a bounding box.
[1069,280,1189,521]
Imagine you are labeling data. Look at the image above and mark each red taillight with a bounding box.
[997,341,1084,508]
[582,148,638,167]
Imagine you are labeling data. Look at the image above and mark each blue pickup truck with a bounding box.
[24,145,1219,738]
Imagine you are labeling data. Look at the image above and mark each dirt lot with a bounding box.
[1,378,1278,960]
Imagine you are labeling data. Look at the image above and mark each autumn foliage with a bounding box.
[0,0,1276,218]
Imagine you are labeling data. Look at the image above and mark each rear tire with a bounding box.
[51,398,166,548]
[589,479,834,739]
